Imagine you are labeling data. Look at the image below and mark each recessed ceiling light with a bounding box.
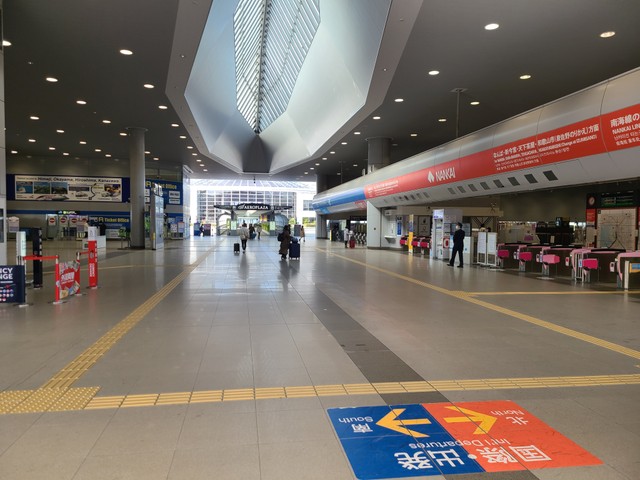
[310,167,315,170]
[410,133,418,137]
[341,142,347,145]
[330,151,335,154]
[203,169,208,172]
[600,31,615,38]
[179,135,187,139]
[153,157,159,161]
[144,150,150,154]
[354,132,361,135]
[45,77,58,82]
[187,146,193,149]
[337,172,341,176]
[63,152,69,156]
[428,70,440,76]
[322,157,327,160]
[484,23,499,30]
[304,172,309,175]
[30,116,39,120]
[48,147,55,151]
[519,74,532,80]
[76,100,87,105]
[11,150,17,154]
[119,49,133,55]
[119,132,127,136]
[2,40,11,47]
[192,153,197,156]
[171,123,179,127]
[196,159,201,162]
[102,119,111,124]
[373,116,381,120]
[315,163,320,166]
[438,118,447,122]
[470,101,480,105]
[95,148,102,152]
[143,84,155,89]
[28,139,36,142]
[353,164,358,167]
[158,105,168,110]
[56,129,64,133]
[394,98,404,102]
[79,141,87,144]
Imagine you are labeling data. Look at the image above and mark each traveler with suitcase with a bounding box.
[289,236,300,260]
[279,225,291,260]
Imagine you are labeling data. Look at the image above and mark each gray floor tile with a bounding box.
[259,440,354,480]
[168,445,261,480]
[73,451,174,480]
[257,408,336,444]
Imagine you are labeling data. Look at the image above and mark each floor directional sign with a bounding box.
[328,401,600,479]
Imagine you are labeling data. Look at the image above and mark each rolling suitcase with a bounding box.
[289,242,300,260]
[349,237,356,248]
[234,242,240,253]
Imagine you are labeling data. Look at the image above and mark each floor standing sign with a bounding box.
[0,266,26,304]
[32,228,43,288]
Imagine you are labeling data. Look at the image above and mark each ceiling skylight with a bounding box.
[234,0,320,133]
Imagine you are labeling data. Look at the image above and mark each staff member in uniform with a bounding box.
[448,222,465,268]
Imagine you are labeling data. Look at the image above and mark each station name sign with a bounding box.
[236,203,271,210]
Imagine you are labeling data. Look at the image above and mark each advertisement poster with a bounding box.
[57,261,80,299]
[14,175,123,202]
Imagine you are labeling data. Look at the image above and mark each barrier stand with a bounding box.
[21,255,63,304]
[76,240,99,290]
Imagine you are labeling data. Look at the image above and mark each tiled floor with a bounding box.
[0,235,638,479]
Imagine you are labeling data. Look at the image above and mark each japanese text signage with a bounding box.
[364,104,640,199]
[328,400,600,479]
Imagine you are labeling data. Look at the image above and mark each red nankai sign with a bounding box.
[365,104,640,199]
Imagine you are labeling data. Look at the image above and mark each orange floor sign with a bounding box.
[422,400,602,472]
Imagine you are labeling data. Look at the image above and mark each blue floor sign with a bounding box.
[328,404,483,478]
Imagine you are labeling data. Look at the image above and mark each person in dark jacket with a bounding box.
[279,225,291,260]
[448,222,465,268]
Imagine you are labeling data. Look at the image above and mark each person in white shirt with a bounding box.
[344,227,350,248]
[239,222,250,253]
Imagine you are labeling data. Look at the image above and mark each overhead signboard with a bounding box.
[329,401,600,479]
[13,175,123,202]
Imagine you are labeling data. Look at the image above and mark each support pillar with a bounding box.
[315,174,328,239]
[366,137,391,174]
[127,127,147,249]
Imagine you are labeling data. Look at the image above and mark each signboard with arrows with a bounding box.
[328,400,600,479]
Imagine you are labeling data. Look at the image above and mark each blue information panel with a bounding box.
[328,404,483,479]
[0,266,26,303]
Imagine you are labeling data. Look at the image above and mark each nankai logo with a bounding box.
[428,166,456,183]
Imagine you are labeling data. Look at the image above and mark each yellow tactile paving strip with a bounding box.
[326,251,640,361]
[2,374,639,415]
[1,387,100,414]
